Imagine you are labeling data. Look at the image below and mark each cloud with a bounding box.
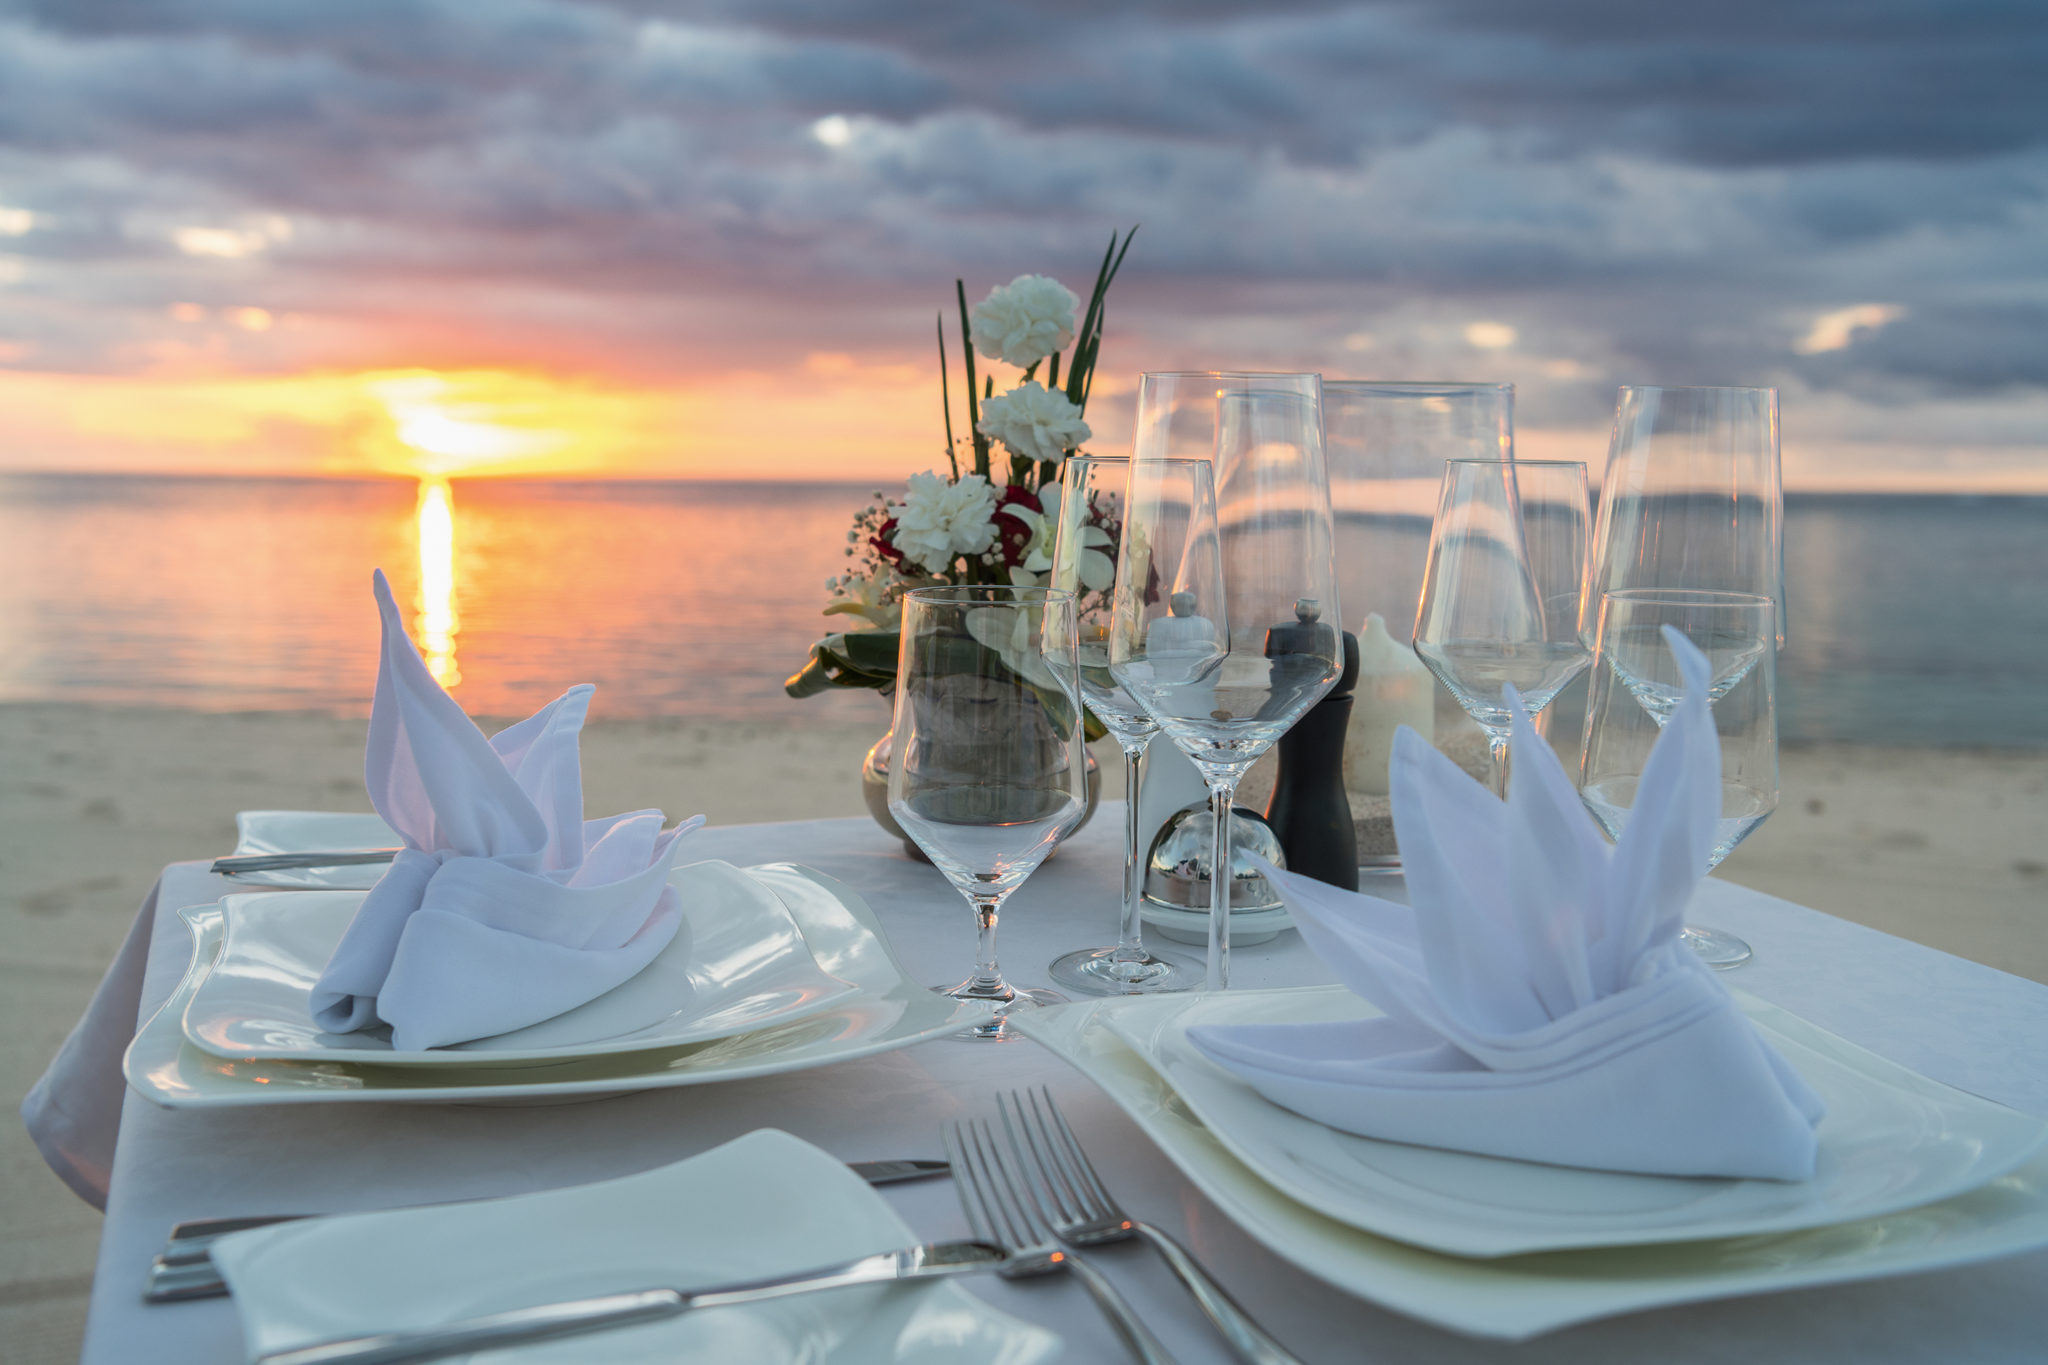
[0,0,2040,465]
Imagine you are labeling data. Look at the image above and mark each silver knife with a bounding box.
[211,849,402,875]
[253,1239,1007,1365]
[145,1159,951,1301]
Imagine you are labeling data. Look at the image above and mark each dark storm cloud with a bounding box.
[0,0,2042,414]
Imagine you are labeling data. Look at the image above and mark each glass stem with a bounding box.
[1486,727,1511,798]
[1113,740,1149,967]
[1208,777,1237,991]
[964,891,1011,1000]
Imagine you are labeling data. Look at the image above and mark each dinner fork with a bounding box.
[943,1117,1180,1365]
[1000,1088,1307,1365]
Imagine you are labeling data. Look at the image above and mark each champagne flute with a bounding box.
[1044,455,1199,995]
[1110,372,1343,991]
[1412,459,1591,794]
[1580,589,1779,968]
[888,585,1086,1040]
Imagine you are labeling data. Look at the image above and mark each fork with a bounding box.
[1000,1088,1307,1365]
[943,1117,1180,1365]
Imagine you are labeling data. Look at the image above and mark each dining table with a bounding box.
[28,804,2048,1365]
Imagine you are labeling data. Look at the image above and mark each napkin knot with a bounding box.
[1189,627,1825,1181]
[308,570,703,1051]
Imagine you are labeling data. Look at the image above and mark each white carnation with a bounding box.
[976,381,1092,466]
[889,471,998,574]
[970,274,1079,368]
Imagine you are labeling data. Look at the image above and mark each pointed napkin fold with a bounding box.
[309,570,704,1051]
[1188,628,1824,1180]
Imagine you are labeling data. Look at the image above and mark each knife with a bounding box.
[253,1240,1008,1365]
[145,1159,951,1302]
[211,849,402,875]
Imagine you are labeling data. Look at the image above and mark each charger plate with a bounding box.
[213,1129,1060,1365]
[182,861,858,1064]
[1095,986,2048,1257]
[1010,995,2048,1340]
[125,865,994,1108]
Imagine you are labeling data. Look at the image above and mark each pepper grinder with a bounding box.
[1263,600,1360,890]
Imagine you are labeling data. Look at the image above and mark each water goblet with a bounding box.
[888,585,1087,1039]
[1412,458,1591,794]
[1110,373,1343,991]
[1043,455,1199,996]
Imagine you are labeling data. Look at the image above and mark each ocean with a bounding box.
[2,473,2043,747]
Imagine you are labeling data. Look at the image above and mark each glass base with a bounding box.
[1047,946,1200,997]
[1682,924,1753,970]
[930,981,1067,1041]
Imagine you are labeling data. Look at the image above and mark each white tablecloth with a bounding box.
[29,807,2048,1364]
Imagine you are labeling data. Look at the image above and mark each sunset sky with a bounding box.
[0,1,2043,488]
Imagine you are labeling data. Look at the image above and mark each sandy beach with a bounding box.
[4,701,2044,1361]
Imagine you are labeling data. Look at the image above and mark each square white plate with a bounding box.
[125,864,996,1107]
[1010,996,2048,1340]
[211,1129,1061,1365]
[182,860,859,1064]
[223,810,399,889]
[1096,986,2048,1257]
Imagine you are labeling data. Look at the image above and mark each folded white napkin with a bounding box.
[1188,628,1824,1181]
[309,570,703,1050]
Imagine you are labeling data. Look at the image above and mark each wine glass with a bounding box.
[1110,372,1343,991]
[1579,590,1779,968]
[888,585,1087,1040]
[1412,459,1591,794]
[1587,384,1783,962]
[1043,455,1199,996]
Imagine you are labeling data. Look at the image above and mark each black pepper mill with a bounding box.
[1263,600,1360,890]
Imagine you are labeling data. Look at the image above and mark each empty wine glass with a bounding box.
[1579,590,1779,968]
[1044,455,1198,996]
[889,585,1087,1039]
[1412,459,1591,794]
[1110,373,1343,990]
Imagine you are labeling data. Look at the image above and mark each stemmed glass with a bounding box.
[1580,589,1779,967]
[1579,590,1780,968]
[1044,456,1199,996]
[1110,373,1343,991]
[1587,385,1783,961]
[1412,459,1591,794]
[888,585,1087,1039]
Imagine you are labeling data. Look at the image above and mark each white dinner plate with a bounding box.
[125,864,996,1107]
[182,860,858,1064]
[1011,997,2048,1340]
[1093,987,2048,1257]
[211,1129,1061,1365]
[1139,901,1293,947]
[223,810,399,889]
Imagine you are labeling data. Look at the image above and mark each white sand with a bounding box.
[3,702,2044,1362]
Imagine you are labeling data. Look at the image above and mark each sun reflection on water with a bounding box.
[415,478,460,687]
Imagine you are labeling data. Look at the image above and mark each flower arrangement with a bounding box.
[786,228,1135,701]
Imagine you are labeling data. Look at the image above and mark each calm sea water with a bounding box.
[2,474,2043,746]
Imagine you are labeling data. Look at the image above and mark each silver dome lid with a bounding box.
[1142,803,1287,914]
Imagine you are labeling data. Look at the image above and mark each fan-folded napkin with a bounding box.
[308,570,703,1050]
[1188,628,1824,1180]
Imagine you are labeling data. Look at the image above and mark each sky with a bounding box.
[0,0,2043,488]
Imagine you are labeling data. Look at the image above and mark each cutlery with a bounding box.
[944,1116,1179,1365]
[211,849,402,875]
[252,1239,1007,1365]
[145,1158,951,1303]
[1002,1088,1305,1365]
